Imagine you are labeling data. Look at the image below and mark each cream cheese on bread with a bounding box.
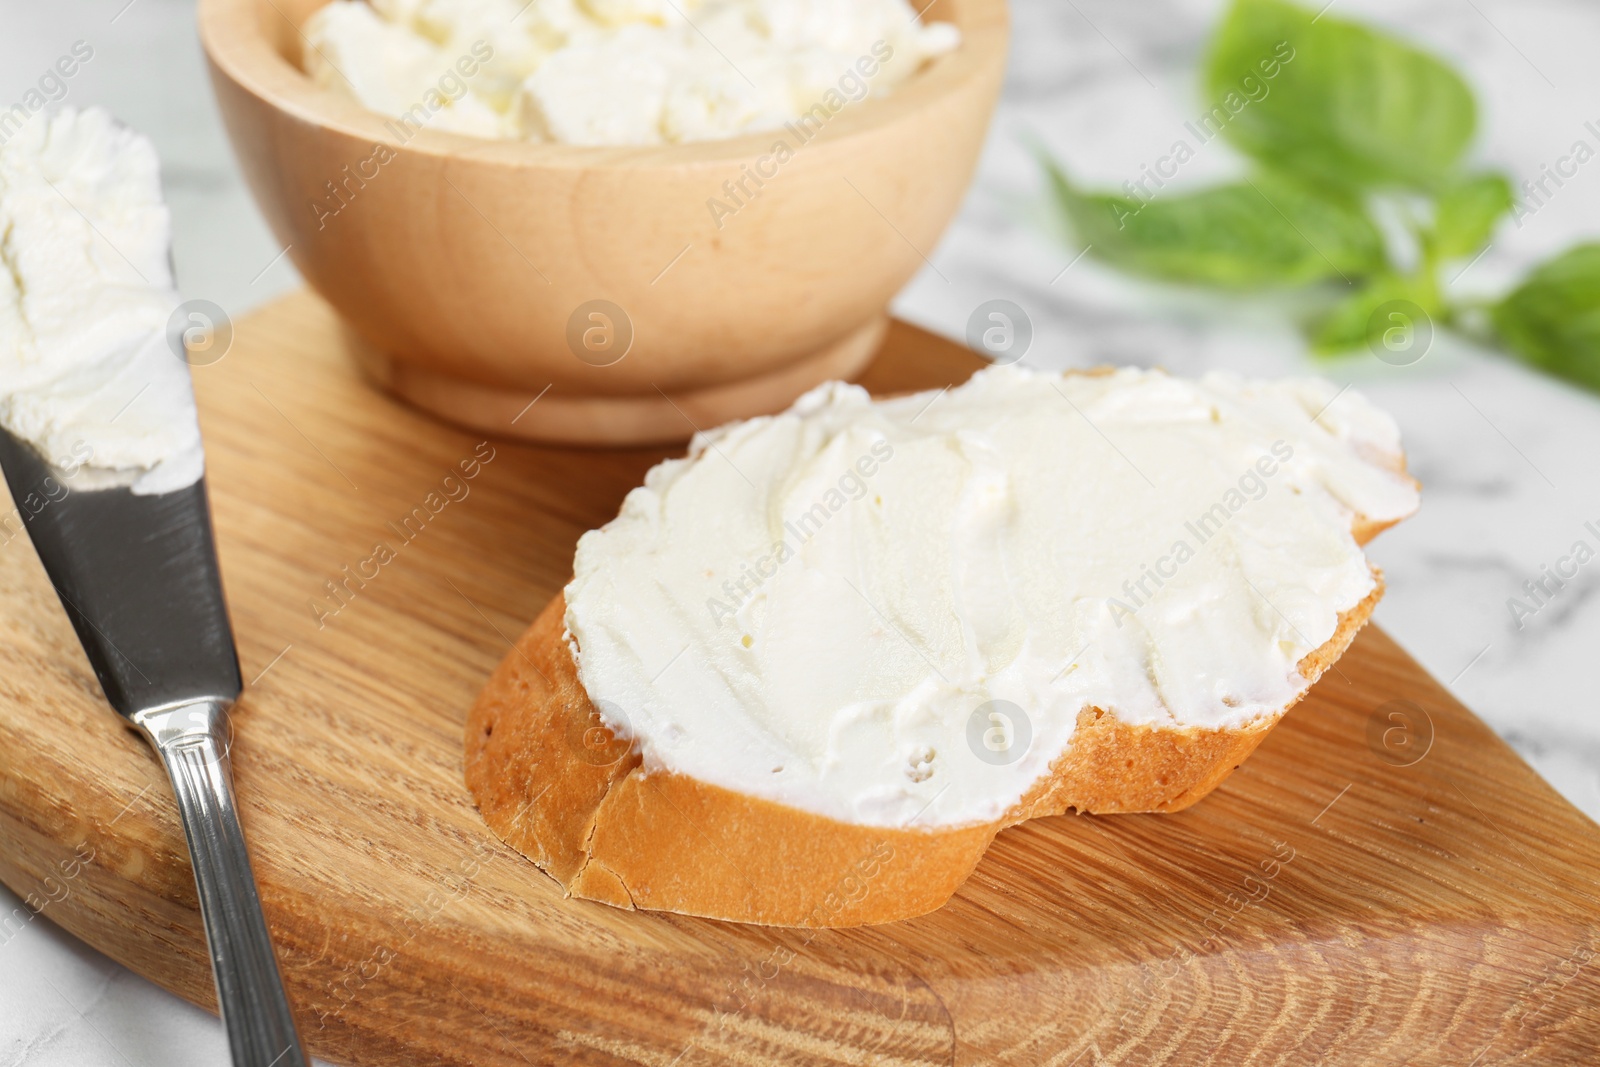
[564,366,1420,829]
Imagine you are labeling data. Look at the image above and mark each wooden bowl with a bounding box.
[197,0,1008,445]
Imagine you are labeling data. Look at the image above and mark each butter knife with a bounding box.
[0,429,308,1067]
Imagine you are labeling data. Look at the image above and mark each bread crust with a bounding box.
[465,572,1385,928]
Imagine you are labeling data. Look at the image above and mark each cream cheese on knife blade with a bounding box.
[564,366,1421,829]
[0,107,202,495]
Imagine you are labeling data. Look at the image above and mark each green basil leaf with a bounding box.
[1307,273,1439,356]
[1433,171,1513,260]
[1490,243,1600,392]
[1044,160,1386,288]
[1204,0,1476,191]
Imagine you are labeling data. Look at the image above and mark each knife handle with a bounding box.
[135,701,308,1067]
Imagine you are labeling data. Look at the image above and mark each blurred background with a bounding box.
[3,0,1597,1062]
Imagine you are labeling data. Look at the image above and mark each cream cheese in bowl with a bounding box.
[302,0,962,144]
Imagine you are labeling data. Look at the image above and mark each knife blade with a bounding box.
[0,429,239,715]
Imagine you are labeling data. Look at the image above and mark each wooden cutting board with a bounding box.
[2,290,1598,1067]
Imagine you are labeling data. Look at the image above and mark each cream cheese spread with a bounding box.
[564,366,1420,829]
[302,0,961,145]
[0,107,202,495]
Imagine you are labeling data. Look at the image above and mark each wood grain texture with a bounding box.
[1,290,1598,1066]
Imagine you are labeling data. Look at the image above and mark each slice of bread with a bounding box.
[465,563,1385,928]
[465,365,1419,928]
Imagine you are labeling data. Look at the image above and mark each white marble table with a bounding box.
[2,0,1596,1062]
